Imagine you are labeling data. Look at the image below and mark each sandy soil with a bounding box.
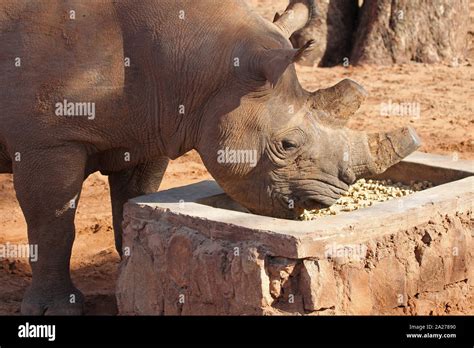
[0,1,472,315]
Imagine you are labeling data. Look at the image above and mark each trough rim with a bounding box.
[126,151,474,258]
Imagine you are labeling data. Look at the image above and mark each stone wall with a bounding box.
[116,204,473,315]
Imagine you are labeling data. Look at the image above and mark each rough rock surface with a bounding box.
[116,205,473,315]
[351,0,470,65]
[290,0,357,67]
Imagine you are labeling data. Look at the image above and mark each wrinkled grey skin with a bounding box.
[0,0,419,314]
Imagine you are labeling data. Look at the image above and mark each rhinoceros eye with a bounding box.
[281,139,298,151]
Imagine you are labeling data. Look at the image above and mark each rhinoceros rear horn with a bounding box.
[273,0,312,38]
[311,79,368,127]
[259,40,315,87]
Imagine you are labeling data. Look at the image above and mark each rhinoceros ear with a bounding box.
[273,0,312,38]
[260,40,315,87]
[273,12,281,22]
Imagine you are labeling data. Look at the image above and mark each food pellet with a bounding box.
[300,179,433,221]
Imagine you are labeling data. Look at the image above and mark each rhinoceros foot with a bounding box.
[21,284,84,315]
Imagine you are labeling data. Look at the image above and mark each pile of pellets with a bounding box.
[300,178,433,221]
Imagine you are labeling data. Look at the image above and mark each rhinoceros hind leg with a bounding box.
[13,145,87,315]
[108,157,169,256]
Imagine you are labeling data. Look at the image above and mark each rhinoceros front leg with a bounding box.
[108,158,169,256]
[13,146,87,315]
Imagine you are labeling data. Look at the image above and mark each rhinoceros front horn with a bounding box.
[310,79,420,177]
[273,0,312,38]
[350,126,421,178]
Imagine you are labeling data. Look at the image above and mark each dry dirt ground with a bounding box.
[0,1,473,315]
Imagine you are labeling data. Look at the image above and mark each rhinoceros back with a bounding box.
[0,0,124,142]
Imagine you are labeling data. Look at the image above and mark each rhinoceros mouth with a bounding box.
[266,175,350,217]
[290,178,348,210]
[270,186,346,215]
[297,193,339,210]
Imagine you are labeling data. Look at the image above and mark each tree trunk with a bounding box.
[350,0,470,65]
[290,0,358,67]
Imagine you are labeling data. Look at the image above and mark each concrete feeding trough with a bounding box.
[116,152,474,315]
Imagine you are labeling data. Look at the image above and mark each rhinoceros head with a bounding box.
[196,1,420,219]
